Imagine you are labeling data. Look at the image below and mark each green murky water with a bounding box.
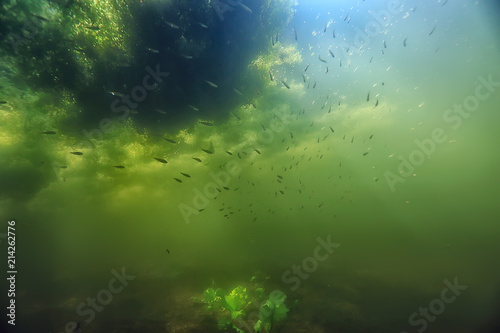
[1,0,499,332]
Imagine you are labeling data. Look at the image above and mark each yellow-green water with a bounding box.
[1,0,499,332]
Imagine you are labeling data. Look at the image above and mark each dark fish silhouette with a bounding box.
[164,138,176,144]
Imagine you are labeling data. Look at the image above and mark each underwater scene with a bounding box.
[1,0,500,332]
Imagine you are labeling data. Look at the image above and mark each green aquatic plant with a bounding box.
[198,285,251,332]
[254,290,289,333]
[197,276,291,333]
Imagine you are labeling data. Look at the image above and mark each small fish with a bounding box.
[180,172,191,178]
[369,57,373,63]
[154,158,168,164]
[163,138,177,144]
[340,60,342,67]
[181,54,193,59]
[192,157,202,162]
[198,121,213,126]
[281,80,290,89]
[351,136,354,143]
[196,22,208,29]
[85,26,100,31]
[363,152,369,156]
[375,99,379,107]
[109,91,124,97]
[0,101,7,104]
[277,175,283,179]
[239,3,252,13]
[202,149,213,154]
[32,14,49,22]
[328,106,332,113]
[324,23,327,33]
[332,29,336,38]
[165,21,180,29]
[233,88,243,96]
[280,190,284,195]
[261,123,266,131]
[329,127,334,133]
[187,104,199,111]
[294,28,297,41]
[113,165,125,169]
[329,49,335,58]
[226,151,233,155]
[275,32,279,43]
[146,47,159,54]
[313,81,317,89]
[223,186,230,190]
[441,0,448,6]
[369,134,373,139]
[269,71,274,81]
[367,92,370,102]
[383,40,387,48]
[174,178,182,183]
[319,55,327,63]
[304,64,310,72]
[232,112,241,120]
[205,80,218,88]
[429,25,437,36]
[403,38,407,47]
[325,67,329,74]
[70,152,83,155]
[302,74,307,82]
[166,249,170,254]
[254,149,261,154]
[43,131,56,135]
[289,132,294,138]
[60,166,68,169]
